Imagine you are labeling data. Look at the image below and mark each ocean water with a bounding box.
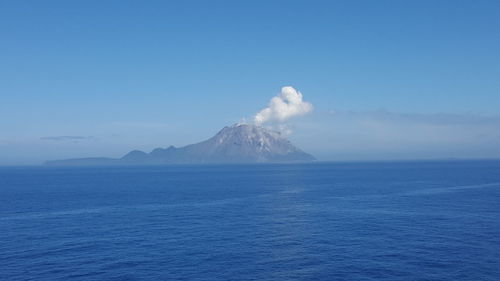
[1,161,500,281]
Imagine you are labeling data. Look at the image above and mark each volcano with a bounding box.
[45,124,315,166]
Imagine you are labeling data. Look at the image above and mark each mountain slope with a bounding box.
[45,124,315,166]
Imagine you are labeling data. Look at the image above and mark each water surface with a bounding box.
[1,161,499,280]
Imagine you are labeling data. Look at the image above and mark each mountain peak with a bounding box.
[45,123,315,166]
[199,123,312,163]
[219,123,282,138]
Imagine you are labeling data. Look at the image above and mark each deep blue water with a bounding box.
[1,161,500,281]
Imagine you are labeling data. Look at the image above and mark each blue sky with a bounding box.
[1,0,500,164]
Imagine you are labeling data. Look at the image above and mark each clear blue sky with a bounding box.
[1,0,500,164]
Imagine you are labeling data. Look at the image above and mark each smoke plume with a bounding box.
[254,86,313,125]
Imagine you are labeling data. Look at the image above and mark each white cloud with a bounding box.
[254,86,313,125]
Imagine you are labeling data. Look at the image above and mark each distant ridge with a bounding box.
[45,124,315,166]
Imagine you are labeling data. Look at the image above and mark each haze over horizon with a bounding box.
[1,1,500,165]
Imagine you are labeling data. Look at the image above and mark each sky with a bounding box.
[1,0,500,165]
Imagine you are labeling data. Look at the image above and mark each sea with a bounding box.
[0,161,499,281]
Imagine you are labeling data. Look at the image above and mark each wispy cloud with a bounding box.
[292,110,500,160]
[40,136,95,142]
